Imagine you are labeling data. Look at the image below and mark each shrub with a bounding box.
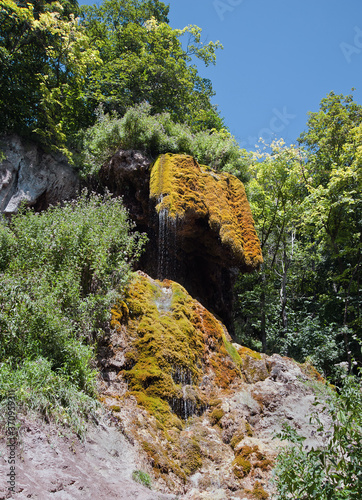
[132,470,152,489]
[75,102,251,181]
[0,192,146,431]
[0,358,98,436]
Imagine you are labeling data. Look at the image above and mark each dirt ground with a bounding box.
[0,411,177,500]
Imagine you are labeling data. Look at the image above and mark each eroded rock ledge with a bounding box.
[101,151,262,331]
[0,135,79,214]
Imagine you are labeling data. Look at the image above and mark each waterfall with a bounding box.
[169,365,204,421]
[157,195,178,280]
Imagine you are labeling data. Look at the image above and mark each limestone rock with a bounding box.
[99,150,262,331]
[99,149,151,225]
[98,272,330,499]
[150,153,263,272]
[0,135,79,214]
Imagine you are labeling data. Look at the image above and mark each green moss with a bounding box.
[238,346,263,361]
[180,437,203,476]
[230,432,244,449]
[141,440,186,479]
[110,405,121,412]
[222,335,242,367]
[109,272,250,479]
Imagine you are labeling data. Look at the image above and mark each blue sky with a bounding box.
[79,0,362,150]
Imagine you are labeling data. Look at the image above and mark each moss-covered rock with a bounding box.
[232,455,251,478]
[237,346,270,383]
[150,153,262,271]
[109,272,243,429]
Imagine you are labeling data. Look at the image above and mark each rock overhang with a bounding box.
[150,153,263,273]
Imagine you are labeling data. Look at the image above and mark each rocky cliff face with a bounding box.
[0,135,79,214]
[0,137,329,499]
[97,272,329,499]
[101,151,262,331]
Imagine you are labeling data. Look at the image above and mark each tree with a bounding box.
[0,0,100,152]
[234,141,307,352]
[80,0,224,131]
[298,92,362,369]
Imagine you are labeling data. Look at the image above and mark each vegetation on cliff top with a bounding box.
[0,0,224,154]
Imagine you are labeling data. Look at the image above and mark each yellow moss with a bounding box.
[209,407,224,426]
[230,432,244,449]
[150,153,263,270]
[300,361,326,383]
[237,346,263,361]
[141,440,186,480]
[245,421,254,437]
[250,481,269,499]
[108,272,248,480]
[232,456,252,478]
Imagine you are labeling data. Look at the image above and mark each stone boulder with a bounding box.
[0,135,79,214]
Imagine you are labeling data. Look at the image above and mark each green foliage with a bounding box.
[0,192,146,430]
[298,91,362,365]
[235,93,362,369]
[267,315,344,375]
[0,217,15,271]
[273,374,362,499]
[75,102,250,180]
[0,358,98,436]
[80,0,223,131]
[132,470,152,489]
[1,0,223,154]
[0,0,99,153]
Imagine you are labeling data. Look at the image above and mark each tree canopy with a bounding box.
[0,0,224,153]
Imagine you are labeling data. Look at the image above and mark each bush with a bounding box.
[0,358,98,436]
[74,102,251,181]
[0,192,146,431]
[273,373,362,499]
[272,315,343,376]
